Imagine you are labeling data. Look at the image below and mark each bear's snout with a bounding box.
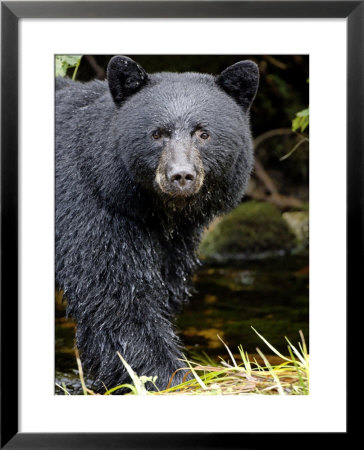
[168,167,196,192]
[155,143,204,198]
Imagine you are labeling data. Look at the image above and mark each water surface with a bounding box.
[55,254,309,394]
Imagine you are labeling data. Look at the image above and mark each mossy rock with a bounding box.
[282,211,309,249]
[199,201,296,261]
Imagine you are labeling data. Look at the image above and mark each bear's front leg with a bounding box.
[75,307,189,393]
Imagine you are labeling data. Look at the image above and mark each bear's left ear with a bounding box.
[107,56,148,106]
[217,60,259,112]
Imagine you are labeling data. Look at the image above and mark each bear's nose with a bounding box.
[169,169,196,189]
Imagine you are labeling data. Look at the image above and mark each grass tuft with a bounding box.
[58,329,309,396]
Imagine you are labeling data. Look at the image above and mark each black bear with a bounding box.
[56,56,259,392]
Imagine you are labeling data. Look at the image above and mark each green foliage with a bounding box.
[266,73,291,100]
[55,55,82,79]
[292,108,309,133]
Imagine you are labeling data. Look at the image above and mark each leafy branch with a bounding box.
[55,55,82,79]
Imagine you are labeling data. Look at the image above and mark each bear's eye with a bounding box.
[198,130,210,140]
[152,130,162,140]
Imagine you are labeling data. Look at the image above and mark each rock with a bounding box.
[199,201,297,262]
[282,211,309,250]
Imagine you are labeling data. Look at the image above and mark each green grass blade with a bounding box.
[117,352,149,395]
[183,355,207,390]
[55,383,70,395]
[104,383,137,395]
[218,334,238,367]
[252,327,291,362]
[256,347,285,395]
[299,330,308,356]
[287,346,308,395]
[285,337,305,365]
[75,347,88,395]
[237,344,252,376]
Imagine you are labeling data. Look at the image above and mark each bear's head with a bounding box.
[107,56,259,210]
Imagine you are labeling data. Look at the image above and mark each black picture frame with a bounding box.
[1,1,359,447]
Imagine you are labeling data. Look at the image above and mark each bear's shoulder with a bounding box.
[56,77,109,109]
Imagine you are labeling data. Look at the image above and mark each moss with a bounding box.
[199,201,296,260]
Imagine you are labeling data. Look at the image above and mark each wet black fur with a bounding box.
[56,56,259,392]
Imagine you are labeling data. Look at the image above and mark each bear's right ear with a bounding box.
[217,60,259,112]
[107,56,148,106]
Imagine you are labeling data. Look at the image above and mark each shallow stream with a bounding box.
[55,254,309,394]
